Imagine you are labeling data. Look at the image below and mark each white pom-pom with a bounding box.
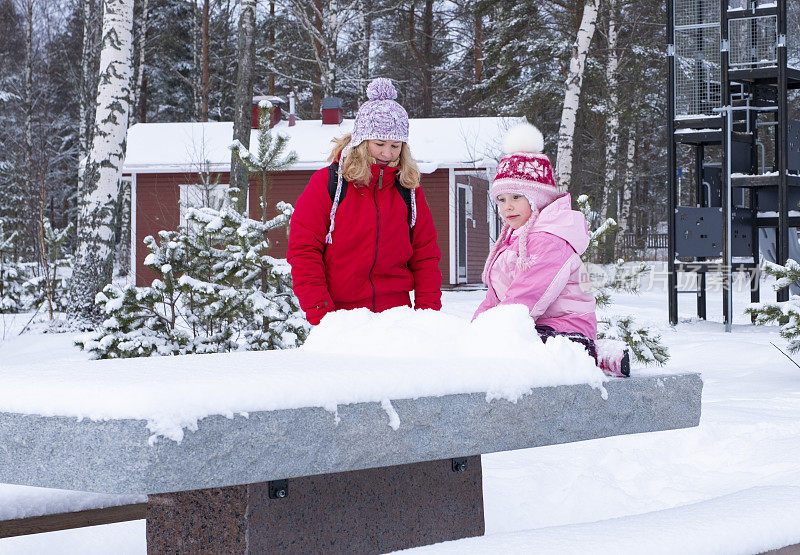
[502,123,544,154]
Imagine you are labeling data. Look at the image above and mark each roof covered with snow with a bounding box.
[123,117,523,174]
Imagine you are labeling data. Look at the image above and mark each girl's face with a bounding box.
[496,193,533,230]
[367,140,402,165]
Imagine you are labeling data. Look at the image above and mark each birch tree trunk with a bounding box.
[201,0,210,121]
[555,0,599,193]
[191,0,200,119]
[601,0,619,261]
[421,0,433,116]
[268,1,276,95]
[357,0,371,102]
[78,0,101,199]
[600,0,618,221]
[325,0,339,95]
[285,0,353,110]
[117,178,131,277]
[131,0,149,124]
[69,0,135,319]
[23,0,33,197]
[407,0,434,116]
[78,0,91,192]
[311,0,323,114]
[474,10,483,84]
[230,0,256,212]
[616,129,636,258]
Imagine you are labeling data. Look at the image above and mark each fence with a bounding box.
[619,233,669,250]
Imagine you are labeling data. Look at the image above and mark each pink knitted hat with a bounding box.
[326,78,414,244]
[491,123,560,211]
[482,123,562,283]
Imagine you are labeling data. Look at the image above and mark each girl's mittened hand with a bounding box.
[596,338,630,377]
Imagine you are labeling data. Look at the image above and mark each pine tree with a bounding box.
[75,190,308,359]
[576,194,669,365]
[746,260,800,353]
[23,219,74,312]
[0,220,26,312]
[230,101,298,222]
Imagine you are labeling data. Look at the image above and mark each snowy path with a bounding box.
[3,276,800,554]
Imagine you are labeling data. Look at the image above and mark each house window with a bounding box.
[179,183,249,233]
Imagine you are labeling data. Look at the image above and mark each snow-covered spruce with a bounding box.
[0,221,25,312]
[23,219,74,312]
[229,101,297,224]
[577,194,669,365]
[76,191,308,359]
[0,219,73,314]
[746,259,800,353]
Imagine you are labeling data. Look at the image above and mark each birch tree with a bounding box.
[22,0,34,200]
[356,0,371,101]
[616,129,636,257]
[78,0,101,192]
[600,0,618,221]
[281,0,356,109]
[407,0,435,117]
[69,0,135,319]
[200,0,210,120]
[230,0,256,212]
[131,0,149,123]
[555,0,599,192]
[600,0,620,260]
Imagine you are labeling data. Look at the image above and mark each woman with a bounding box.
[287,78,441,325]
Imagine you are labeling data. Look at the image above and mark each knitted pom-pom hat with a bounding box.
[482,123,562,283]
[351,78,409,145]
[491,123,560,211]
[326,78,414,244]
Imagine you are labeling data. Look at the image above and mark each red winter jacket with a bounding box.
[287,163,442,325]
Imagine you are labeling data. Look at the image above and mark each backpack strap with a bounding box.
[393,178,414,243]
[327,162,347,205]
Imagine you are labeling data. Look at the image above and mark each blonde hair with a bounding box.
[328,134,420,190]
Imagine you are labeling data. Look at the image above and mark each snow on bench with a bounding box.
[0,306,701,494]
[0,307,702,552]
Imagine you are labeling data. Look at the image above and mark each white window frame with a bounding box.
[179,183,250,233]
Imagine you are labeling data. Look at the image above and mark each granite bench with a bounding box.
[0,363,701,554]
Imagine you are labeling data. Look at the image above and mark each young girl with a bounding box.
[287,78,442,325]
[473,123,628,376]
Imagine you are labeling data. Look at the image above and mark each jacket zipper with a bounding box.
[368,167,384,312]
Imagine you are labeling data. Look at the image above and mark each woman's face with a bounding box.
[367,140,402,165]
[496,193,533,230]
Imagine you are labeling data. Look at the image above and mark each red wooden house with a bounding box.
[123,100,520,288]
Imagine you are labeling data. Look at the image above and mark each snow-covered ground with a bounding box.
[3,268,800,554]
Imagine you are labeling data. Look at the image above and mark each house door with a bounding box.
[457,184,468,283]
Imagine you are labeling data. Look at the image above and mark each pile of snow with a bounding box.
[0,305,605,443]
[305,305,601,380]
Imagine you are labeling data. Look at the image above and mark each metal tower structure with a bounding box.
[667,0,799,330]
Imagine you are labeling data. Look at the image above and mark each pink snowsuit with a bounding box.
[473,195,597,340]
